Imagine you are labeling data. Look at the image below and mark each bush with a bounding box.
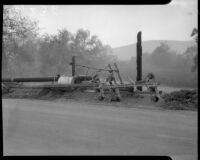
[160,89,197,110]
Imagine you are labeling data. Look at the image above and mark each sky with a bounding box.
[10,0,198,48]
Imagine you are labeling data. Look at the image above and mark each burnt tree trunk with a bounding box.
[72,56,76,77]
[136,31,142,91]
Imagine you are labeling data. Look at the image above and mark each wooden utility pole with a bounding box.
[136,31,142,91]
[70,56,76,77]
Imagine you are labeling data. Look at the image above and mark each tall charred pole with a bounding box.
[136,31,142,91]
[71,56,76,76]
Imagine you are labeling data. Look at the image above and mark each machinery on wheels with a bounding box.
[2,59,161,102]
[2,31,161,102]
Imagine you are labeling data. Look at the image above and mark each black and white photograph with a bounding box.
[2,1,198,159]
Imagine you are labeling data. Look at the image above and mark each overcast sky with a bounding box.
[11,0,197,48]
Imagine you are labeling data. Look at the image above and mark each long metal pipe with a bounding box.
[2,77,59,83]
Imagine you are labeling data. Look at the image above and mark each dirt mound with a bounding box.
[159,89,197,110]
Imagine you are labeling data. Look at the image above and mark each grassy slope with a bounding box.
[113,40,195,60]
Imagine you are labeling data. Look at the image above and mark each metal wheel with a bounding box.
[151,96,159,102]
[98,96,105,101]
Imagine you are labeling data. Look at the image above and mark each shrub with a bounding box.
[160,89,197,110]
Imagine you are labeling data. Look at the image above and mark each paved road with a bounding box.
[2,99,197,159]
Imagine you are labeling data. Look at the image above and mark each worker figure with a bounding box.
[56,74,61,81]
[145,73,156,93]
[106,74,114,85]
[92,74,100,84]
[106,73,120,101]
[145,73,155,83]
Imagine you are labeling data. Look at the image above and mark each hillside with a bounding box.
[113,40,196,61]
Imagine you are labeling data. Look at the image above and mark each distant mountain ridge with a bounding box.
[113,40,196,61]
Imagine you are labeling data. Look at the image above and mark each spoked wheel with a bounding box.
[116,96,121,102]
[110,96,121,102]
[151,96,159,102]
[98,96,105,101]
